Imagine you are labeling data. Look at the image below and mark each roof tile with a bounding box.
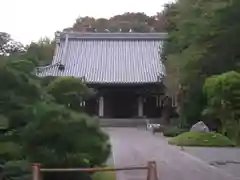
[37,33,166,84]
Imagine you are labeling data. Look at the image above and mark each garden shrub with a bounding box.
[168,132,235,147]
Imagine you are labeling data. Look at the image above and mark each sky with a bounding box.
[0,0,172,45]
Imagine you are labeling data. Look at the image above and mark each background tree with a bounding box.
[23,38,55,66]
[203,71,240,143]
[163,0,240,127]
[0,32,25,56]
[67,12,167,33]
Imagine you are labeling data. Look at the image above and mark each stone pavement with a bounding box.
[105,128,240,180]
[183,147,240,178]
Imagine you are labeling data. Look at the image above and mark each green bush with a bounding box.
[47,77,91,111]
[163,126,187,137]
[0,58,110,180]
[3,160,31,180]
[0,142,22,161]
[0,115,9,130]
[168,132,236,147]
[21,103,111,180]
[92,166,116,180]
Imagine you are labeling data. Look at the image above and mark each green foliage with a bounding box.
[47,77,93,111]
[40,76,56,87]
[92,166,116,180]
[203,71,240,104]
[0,59,42,140]
[0,32,25,56]
[68,12,167,33]
[0,115,9,130]
[0,49,110,180]
[162,126,187,137]
[163,0,240,127]
[0,59,43,165]
[203,71,240,142]
[3,160,31,180]
[168,132,235,147]
[22,103,110,166]
[23,38,54,66]
[21,102,110,180]
[0,60,41,101]
[0,142,22,161]
[8,60,35,73]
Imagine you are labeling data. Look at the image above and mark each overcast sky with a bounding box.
[1,0,172,45]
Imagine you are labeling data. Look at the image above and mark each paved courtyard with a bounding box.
[104,128,240,180]
[183,147,240,178]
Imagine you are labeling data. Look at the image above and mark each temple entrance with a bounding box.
[104,92,138,118]
[144,96,162,118]
[84,85,164,118]
[85,98,98,116]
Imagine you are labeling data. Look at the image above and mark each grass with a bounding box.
[92,166,116,180]
[168,132,236,147]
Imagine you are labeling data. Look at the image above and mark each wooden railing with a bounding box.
[32,161,158,180]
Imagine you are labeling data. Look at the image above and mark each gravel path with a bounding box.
[104,128,239,180]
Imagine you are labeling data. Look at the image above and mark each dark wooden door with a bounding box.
[144,96,161,118]
[105,92,137,118]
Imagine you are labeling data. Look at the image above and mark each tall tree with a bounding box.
[163,0,240,126]
[24,38,54,66]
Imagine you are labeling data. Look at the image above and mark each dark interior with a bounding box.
[144,96,162,118]
[85,98,98,116]
[84,84,164,118]
[104,92,138,118]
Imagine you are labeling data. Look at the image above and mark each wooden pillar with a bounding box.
[138,96,144,117]
[98,96,104,117]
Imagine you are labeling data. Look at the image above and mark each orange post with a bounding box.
[146,161,152,180]
[32,163,41,180]
[32,161,157,180]
[146,161,158,180]
[152,161,158,180]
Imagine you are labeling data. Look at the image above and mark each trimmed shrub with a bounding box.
[21,103,111,180]
[163,126,187,137]
[92,166,116,180]
[152,126,187,137]
[168,132,236,147]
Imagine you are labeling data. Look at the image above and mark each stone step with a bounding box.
[99,118,147,127]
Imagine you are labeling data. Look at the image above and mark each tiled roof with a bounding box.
[37,32,167,84]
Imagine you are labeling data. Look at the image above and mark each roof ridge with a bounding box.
[55,31,168,40]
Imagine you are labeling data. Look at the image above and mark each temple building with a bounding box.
[36,32,167,118]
